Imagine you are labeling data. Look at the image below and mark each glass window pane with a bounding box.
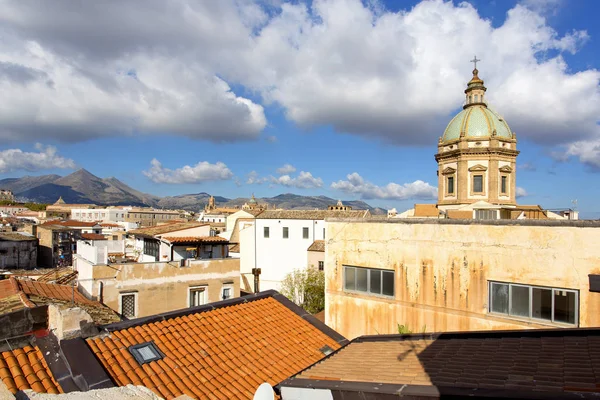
[356,268,368,292]
[490,283,508,314]
[303,227,309,239]
[370,270,381,294]
[382,271,394,297]
[532,288,552,320]
[264,227,269,238]
[473,175,483,193]
[510,285,530,317]
[554,290,576,324]
[344,267,355,291]
[501,176,507,194]
[447,177,454,194]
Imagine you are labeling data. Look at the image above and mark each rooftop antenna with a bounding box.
[571,199,578,211]
[253,383,275,400]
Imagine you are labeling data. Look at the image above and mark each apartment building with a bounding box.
[123,208,185,227]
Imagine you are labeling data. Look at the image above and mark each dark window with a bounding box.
[323,228,325,239]
[475,209,496,220]
[489,281,578,325]
[344,266,394,297]
[318,261,324,271]
[143,239,159,261]
[189,287,206,307]
[222,286,232,300]
[501,175,508,194]
[264,227,269,238]
[283,227,289,239]
[447,176,454,194]
[128,342,164,365]
[121,294,136,318]
[302,227,309,239]
[473,174,483,193]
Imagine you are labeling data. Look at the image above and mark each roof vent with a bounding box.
[128,342,165,365]
[320,345,334,356]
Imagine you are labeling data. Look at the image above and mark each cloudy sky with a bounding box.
[0,0,599,216]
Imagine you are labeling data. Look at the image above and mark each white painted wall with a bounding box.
[239,223,256,276]
[254,218,326,291]
[279,387,333,400]
[72,208,128,223]
[226,210,255,232]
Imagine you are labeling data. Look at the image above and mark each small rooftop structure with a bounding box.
[307,240,325,252]
[258,209,370,220]
[128,222,207,238]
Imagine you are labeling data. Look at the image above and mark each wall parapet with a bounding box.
[326,217,600,228]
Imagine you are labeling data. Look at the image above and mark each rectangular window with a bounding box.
[283,227,289,239]
[488,281,578,326]
[302,227,309,239]
[318,261,324,271]
[323,228,326,239]
[475,209,497,220]
[344,266,394,297]
[473,174,483,193]
[143,239,159,261]
[501,175,508,194]
[120,293,137,319]
[189,286,207,307]
[264,227,270,238]
[447,176,454,195]
[221,284,234,300]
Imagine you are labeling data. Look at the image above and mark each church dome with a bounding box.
[441,105,513,143]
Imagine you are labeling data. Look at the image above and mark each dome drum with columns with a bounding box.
[435,63,519,210]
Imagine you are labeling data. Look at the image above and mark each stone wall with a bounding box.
[325,218,600,339]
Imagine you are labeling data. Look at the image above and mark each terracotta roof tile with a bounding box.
[0,233,37,242]
[129,222,208,237]
[0,346,62,395]
[307,240,325,252]
[290,329,600,397]
[163,236,229,244]
[36,268,78,285]
[258,210,370,220]
[87,295,344,399]
[80,233,107,241]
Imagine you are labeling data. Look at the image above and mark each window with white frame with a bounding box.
[344,265,394,297]
[473,174,484,193]
[475,209,497,220]
[120,293,137,319]
[221,283,234,300]
[489,281,578,326]
[189,286,207,307]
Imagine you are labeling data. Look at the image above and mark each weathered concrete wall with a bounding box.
[326,219,600,339]
[0,240,37,269]
[87,258,240,318]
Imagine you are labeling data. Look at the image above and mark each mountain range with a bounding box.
[0,169,385,214]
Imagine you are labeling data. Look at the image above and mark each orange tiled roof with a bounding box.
[163,236,229,244]
[129,222,207,237]
[81,233,107,241]
[37,267,78,285]
[87,294,345,399]
[17,279,96,305]
[0,345,63,395]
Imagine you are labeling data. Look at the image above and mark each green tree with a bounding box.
[280,267,325,314]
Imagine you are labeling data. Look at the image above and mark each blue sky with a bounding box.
[0,0,599,217]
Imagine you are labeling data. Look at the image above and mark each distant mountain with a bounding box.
[157,193,230,210]
[1,169,159,207]
[0,174,62,194]
[0,172,384,214]
[221,193,385,214]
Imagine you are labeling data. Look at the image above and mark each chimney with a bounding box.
[252,268,261,293]
[48,305,98,340]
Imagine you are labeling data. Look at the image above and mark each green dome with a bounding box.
[442,105,513,143]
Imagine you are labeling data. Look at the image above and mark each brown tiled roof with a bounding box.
[0,233,37,242]
[129,222,207,237]
[100,223,121,228]
[307,240,325,252]
[288,329,600,397]
[87,292,346,399]
[414,204,439,217]
[258,210,370,220]
[446,210,473,219]
[37,267,78,285]
[163,236,229,244]
[41,220,100,228]
[0,345,63,394]
[81,233,107,240]
[0,278,120,325]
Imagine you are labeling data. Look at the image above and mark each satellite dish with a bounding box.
[253,382,275,400]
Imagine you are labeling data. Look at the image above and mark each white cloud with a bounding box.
[276,164,296,175]
[0,143,75,173]
[331,172,437,200]
[246,170,268,185]
[143,159,233,184]
[270,171,323,189]
[516,187,529,197]
[563,139,600,169]
[0,1,266,142]
[265,136,278,143]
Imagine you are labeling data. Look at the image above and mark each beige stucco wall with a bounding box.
[83,258,240,318]
[307,250,324,269]
[326,219,600,339]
